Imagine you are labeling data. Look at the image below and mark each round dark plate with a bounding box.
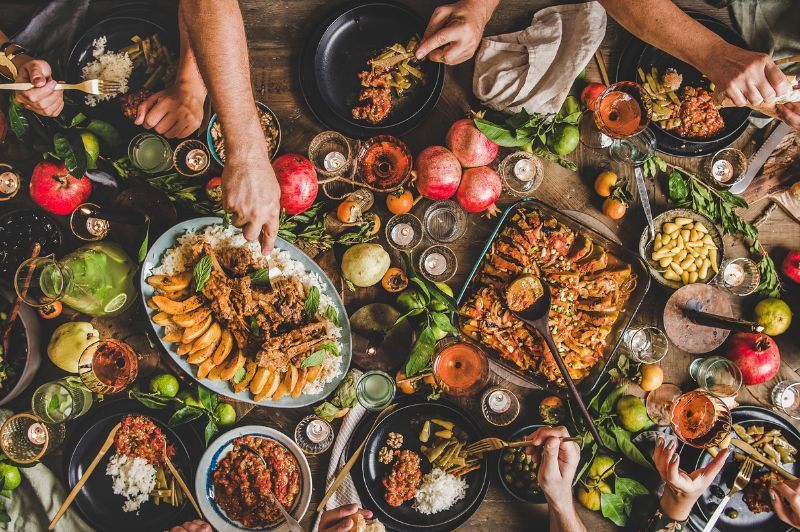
[496,424,546,504]
[681,405,798,532]
[345,400,489,531]
[65,17,177,123]
[616,13,751,157]
[0,208,62,278]
[299,1,445,139]
[64,400,205,532]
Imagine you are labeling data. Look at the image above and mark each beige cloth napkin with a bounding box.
[0,410,93,532]
[473,1,607,115]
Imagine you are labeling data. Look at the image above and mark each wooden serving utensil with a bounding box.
[162,445,201,518]
[316,403,398,512]
[49,422,120,530]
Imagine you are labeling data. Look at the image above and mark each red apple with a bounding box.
[29,160,91,215]
[581,82,607,110]
[272,153,318,215]
[781,250,800,284]
[724,332,780,385]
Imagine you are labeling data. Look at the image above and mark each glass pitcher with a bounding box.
[15,242,137,317]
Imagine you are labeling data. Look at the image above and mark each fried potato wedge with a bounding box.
[182,314,213,344]
[289,365,298,392]
[250,367,271,395]
[190,321,221,352]
[147,298,160,311]
[152,312,173,326]
[219,350,245,381]
[176,342,194,356]
[291,368,308,398]
[172,307,211,328]
[187,338,218,364]
[153,294,203,315]
[163,326,183,343]
[197,357,217,379]
[233,361,257,393]
[211,329,234,364]
[273,371,293,401]
[306,365,323,383]
[259,371,281,401]
[146,272,192,292]
[208,363,225,381]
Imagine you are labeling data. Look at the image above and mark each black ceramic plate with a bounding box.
[616,13,751,157]
[681,406,798,532]
[299,1,445,139]
[346,400,489,531]
[64,400,204,532]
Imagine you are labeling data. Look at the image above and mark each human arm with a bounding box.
[178,0,281,254]
[134,2,207,138]
[772,479,800,528]
[0,31,63,116]
[526,426,586,532]
[319,504,374,532]
[598,0,791,107]
[414,0,501,65]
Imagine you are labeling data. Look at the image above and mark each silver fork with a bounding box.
[0,79,121,95]
[702,457,755,532]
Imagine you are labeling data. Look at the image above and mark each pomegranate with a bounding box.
[272,153,318,215]
[456,166,502,215]
[414,146,461,200]
[724,332,780,385]
[29,160,91,215]
[781,250,800,284]
[581,82,607,110]
[445,119,498,168]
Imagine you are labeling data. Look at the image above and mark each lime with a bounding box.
[103,293,127,314]
[753,298,792,336]
[615,395,653,432]
[150,373,180,397]
[0,464,21,491]
[215,403,237,426]
[588,454,616,480]
[550,124,580,156]
[396,289,426,316]
[80,131,100,169]
[177,390,203,408]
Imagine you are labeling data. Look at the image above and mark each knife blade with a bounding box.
[728,437,799,481]
[729,121,793,194]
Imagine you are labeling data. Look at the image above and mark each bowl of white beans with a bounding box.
[639,208,725,290]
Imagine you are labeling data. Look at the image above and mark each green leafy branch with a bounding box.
[278,202,376,253]
[129,385,224,446]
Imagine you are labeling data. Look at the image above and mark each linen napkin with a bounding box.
[472,1,607,115]
[311,404,367,532]
[0,410,93,532]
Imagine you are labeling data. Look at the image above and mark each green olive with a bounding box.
[504,473,514,484]
[503,452,515,463]
[523,464,531,472]
[725,508,739,519]
[515,453,525,463]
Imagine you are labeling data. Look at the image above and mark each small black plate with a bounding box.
[681,405,798,532]
[345,400,489,531]
[64,399,204,532]
[616,13,751,157]
[299,1,445,139]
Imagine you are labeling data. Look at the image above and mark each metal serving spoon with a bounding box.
[505,274,606,450]
[239,444,303,532]
[635,166,666,273]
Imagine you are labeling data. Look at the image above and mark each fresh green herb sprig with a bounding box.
[129,385,223,445]
[278,202,376,253]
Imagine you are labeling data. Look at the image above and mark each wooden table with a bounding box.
[2,1,799,530]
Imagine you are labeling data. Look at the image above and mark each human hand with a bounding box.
[319,503,374,532]
[778,102,800,130]
[702,44,791,107]
[654,435,729,520]
[415,0,494,65]
[222,144,281,255]
[772,479,800,528]
[134,79,206,138]
[170,520,212,532]
[14,57,63,117]
[526,425,580,511]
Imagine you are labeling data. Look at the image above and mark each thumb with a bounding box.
[26,62,47,87]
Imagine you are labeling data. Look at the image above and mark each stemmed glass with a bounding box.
[670,390,732,448]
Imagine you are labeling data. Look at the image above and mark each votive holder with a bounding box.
[385,213,423,251]
[419,245,457,283]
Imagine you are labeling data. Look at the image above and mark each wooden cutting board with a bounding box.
[741,128,800,209]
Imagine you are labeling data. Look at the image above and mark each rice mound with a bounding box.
[106,454,157,513]
[413,468,468,515]
[81,36,132,106]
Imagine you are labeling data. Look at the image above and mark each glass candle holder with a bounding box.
[772,381,800,419]
[69,203,109,241]
[308,131,354,178]
[716,257,760,296]
[423,200,467,243]
[689,356,742,398]
[173,139,210,177]
[0,413,65,464]
[621,326,669,364]
[480,386,520,426]
[385,213,423,251]
[705,148,747,188]
[356,370,395,411]
[32,378,94,423]
[0,164,21,201]
[128,133,174,174]
[78,339,138,394]
[499,151,543,196]
[433,337,490,397]
[419,245,457,283]
[294,414,334,455]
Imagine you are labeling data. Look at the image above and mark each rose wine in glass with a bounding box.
[594,82,652,139]
[356,135,412,191]
[670,390,731,448]
[78,339,139,394]
[433,339,490,397]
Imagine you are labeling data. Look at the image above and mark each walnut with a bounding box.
[387,432,403,449]
[378,446,395,464]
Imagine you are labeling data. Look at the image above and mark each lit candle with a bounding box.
[712,159,734,183]
[185,148,209,172]
[513,159,536,182]
[781,387,797,409]
[86,217,109,237]
[0,171,20,196]
[306,418,331,443]
[723,262,745,287]
[424,252,447,276]
[390,222,415,246]
[324,151,346,172]
[27,423,47,446]
[487,389,511,413]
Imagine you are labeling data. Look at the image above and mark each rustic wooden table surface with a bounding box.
[2,0,799,530]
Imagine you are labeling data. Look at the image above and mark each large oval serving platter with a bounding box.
[195,425,312,532]
[141,217,352,407]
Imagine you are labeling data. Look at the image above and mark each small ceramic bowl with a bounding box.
[496,423,546,504]
[638,208,725,290]
[0,286,41,406]
[206,101,281,166]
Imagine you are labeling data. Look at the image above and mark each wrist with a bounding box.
[549,503,583,530]
[660,488,698,521]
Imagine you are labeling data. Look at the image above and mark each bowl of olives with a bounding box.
[497,424,545,503]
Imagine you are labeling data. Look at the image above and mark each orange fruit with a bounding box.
[336,200,361,223]
[640,364,664,391]
[386,189,414,215]
[594,171,618,197]
[395,371,416,394]
[602,198,627,219]
[381,267,408,292]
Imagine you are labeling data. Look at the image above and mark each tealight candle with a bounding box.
[86,217,110,238]
[487,389,511,413]
[781,387,797,409]
[723,262,745,287]
[712,159,734,183]
[390,222,415,246]
[185,148,209,172]
[27,423,47,446]
[305,418,331,443]
[0,171,20,197]
[324,151,346,172]
[513,158,536,182]
[424,252,447,276]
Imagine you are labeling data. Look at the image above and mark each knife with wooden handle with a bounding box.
[729,121,793,194]
[728,438,799,481]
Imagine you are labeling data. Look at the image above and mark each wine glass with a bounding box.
[670,390,732,448]
[78,339,139,394]
[432,338,490,397]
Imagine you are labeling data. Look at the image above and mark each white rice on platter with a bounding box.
[106,454,157,513]
[81,36,132,106]
[413,468,468,515]
[152,224,343,395]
